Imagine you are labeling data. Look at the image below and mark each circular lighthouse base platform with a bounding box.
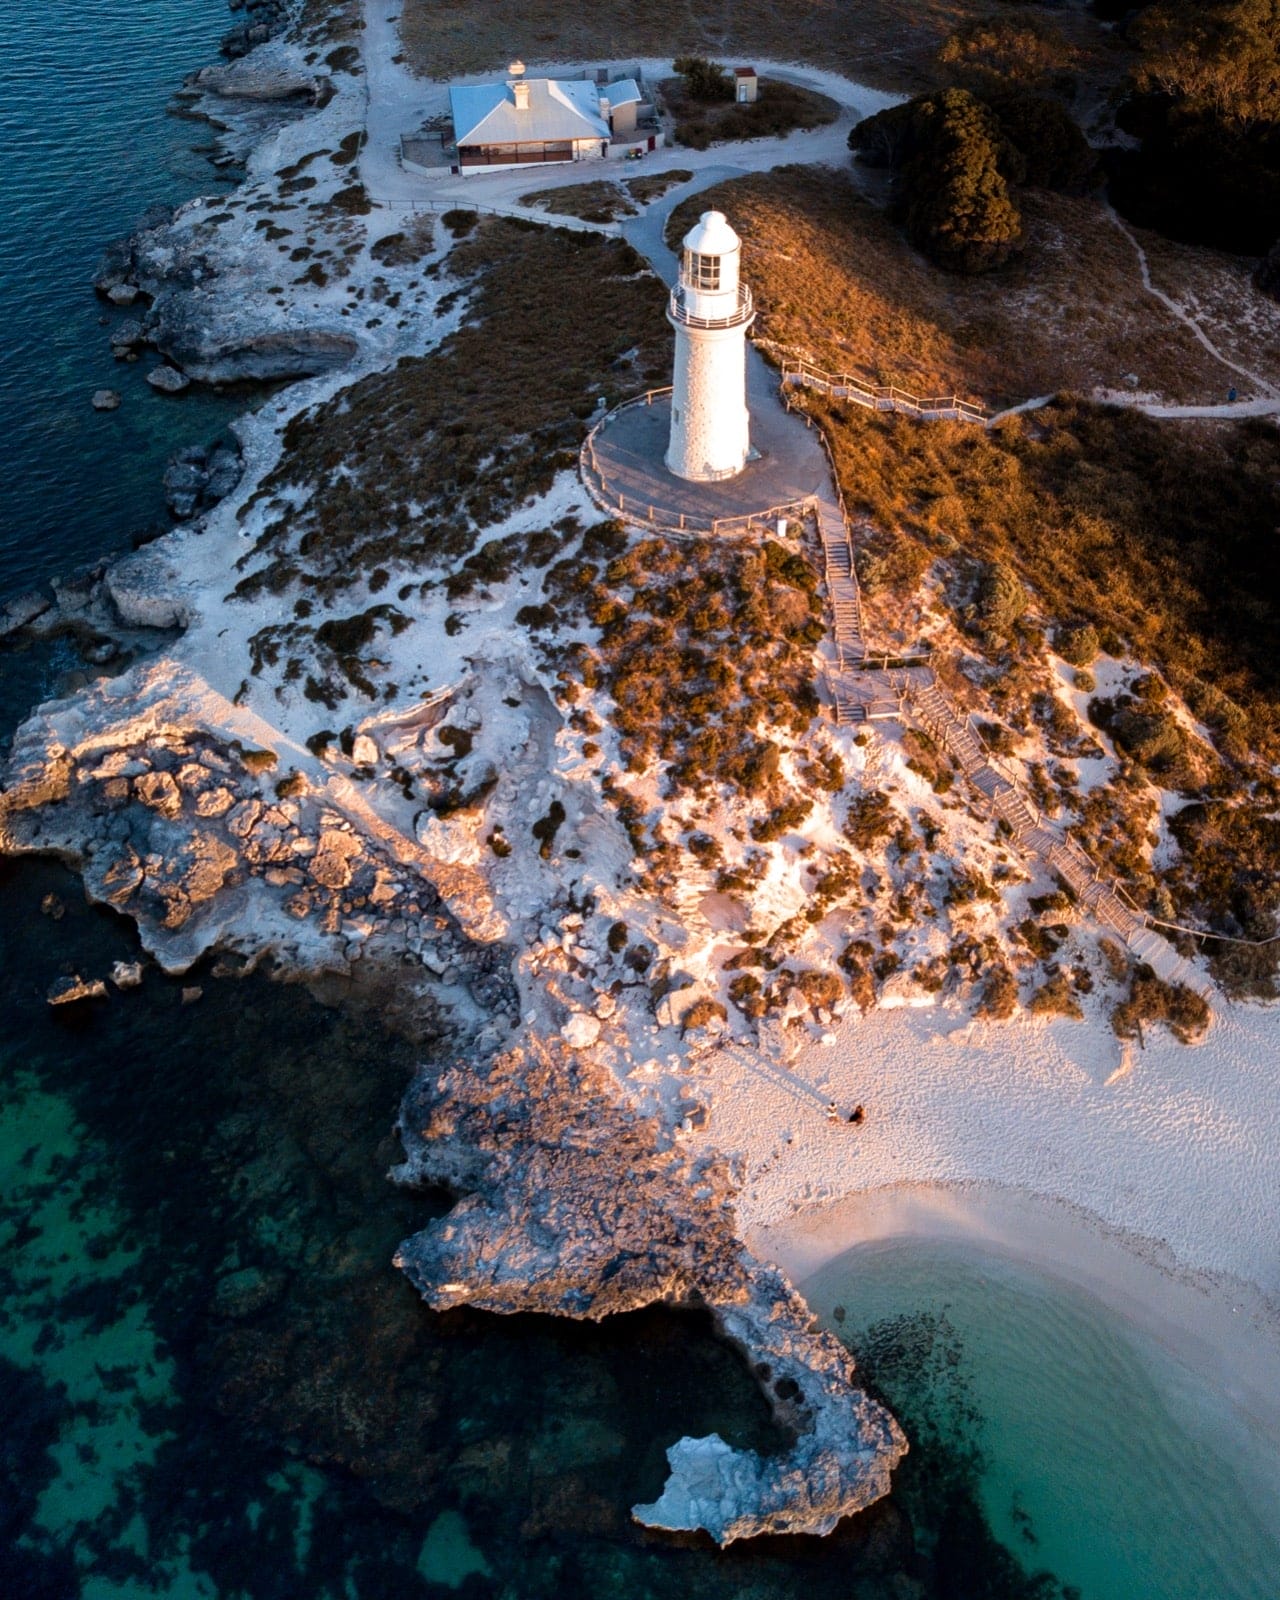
[582,380,831,535]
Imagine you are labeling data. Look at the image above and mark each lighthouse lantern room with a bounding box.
[665,210,756,483]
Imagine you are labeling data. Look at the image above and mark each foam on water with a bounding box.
[802,1237,1280,1600]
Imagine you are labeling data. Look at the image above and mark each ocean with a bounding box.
[0,0,244,599]
[1,4,1277,1597]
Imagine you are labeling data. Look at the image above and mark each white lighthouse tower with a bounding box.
[665,210,756,482]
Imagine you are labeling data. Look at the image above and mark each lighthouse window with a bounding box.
[687,251,721,291]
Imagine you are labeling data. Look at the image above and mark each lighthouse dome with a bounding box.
[680,210,741,256]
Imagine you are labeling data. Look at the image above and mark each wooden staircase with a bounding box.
[801,455,1212,1001]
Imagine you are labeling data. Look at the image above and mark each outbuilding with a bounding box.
[733,66,759,104]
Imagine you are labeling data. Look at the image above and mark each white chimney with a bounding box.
[511,78,530,111]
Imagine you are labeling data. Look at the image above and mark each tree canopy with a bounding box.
[672,55,733,102]
[1132,0,1280,129]
[900,90,1024,274]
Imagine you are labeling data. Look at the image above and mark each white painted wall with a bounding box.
[666,321,751,481]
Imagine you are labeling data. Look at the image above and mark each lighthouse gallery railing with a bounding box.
[668,281,754,329]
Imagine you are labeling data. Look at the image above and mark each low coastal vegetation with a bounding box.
[398,0,1002,95]
[550,530,823,801]
[520,180,638,223]
[231,220,668,600]
[663,60,838,150]
[665,167,1273,407]
[802,394,1280,992]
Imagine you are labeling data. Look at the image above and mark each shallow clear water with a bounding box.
[802,1238,1280,1600]
[3,5,1275,1596]
[0,0,247,594]
[0,856,924,1600]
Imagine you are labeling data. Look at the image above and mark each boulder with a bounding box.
[110,319,146,353]
[107,283,139,306]
[204,445,242,503]
[47,974,108,1006]
[310,828,363,889]
[104,548,189,631]
[111,960,144,990]
[146,365,190,394]
[561,1013,602,1050]
[134,770,183,817]
[0,590,51,640]
[150,307,359,383]
[91,389,122,411]
[163,459,207,519]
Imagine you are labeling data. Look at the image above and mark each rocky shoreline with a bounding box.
[0,0,911,1547]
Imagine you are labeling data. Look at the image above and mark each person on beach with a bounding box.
[848,1104,865,1125]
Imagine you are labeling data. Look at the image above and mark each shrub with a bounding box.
[854,89,1023,273]
[1055,621,1099,666]
[532,799,566,859]
[751,797,813,843]
[440,208,478,236]
[844,791,895,849]
[976,962,1018,1020]
[1110,964,1210,1044]
[238,745,278,774]
[976,559,1028,635]
[1028,971,1083,1020]
[672,55,733,102]
[682,998,728,1032]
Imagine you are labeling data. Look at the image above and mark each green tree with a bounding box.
[937,16,1078,92]
[672,55,733,102]
[1133,0,1280,129]
[901,90,1024,274]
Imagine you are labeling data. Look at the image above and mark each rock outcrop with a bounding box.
[393,1037,906,1544]
[95,195,360,386]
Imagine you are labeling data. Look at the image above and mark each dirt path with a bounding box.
[1106,204,1278,401]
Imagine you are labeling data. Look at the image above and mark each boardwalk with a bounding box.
[810,487,1211,998]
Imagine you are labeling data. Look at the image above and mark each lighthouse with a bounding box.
[665,210,756,482]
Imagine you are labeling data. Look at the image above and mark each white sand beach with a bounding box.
[690,1001,1280,1389]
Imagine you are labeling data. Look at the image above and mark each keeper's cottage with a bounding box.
[666,211,755,482]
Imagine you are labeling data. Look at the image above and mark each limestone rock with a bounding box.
[561,1013,601,1050]
[48,974,108,1006]
[416,812,483,867]
[0,591,50,640]
[134,770,182,817]
[110,319,146,354]
[393,1037,906,1546]
[107,283,139,306]
[104,548,189,631]
[111,960,144,990]
[91,389,122,411]
[311,828,362,889]
[146,364,190,394]
[195,787,235,818]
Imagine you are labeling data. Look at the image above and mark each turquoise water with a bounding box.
[3,3,1274,1595]
[803,1238,1280,1600]
[0,0,246,594]
[0,855,921,1599]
